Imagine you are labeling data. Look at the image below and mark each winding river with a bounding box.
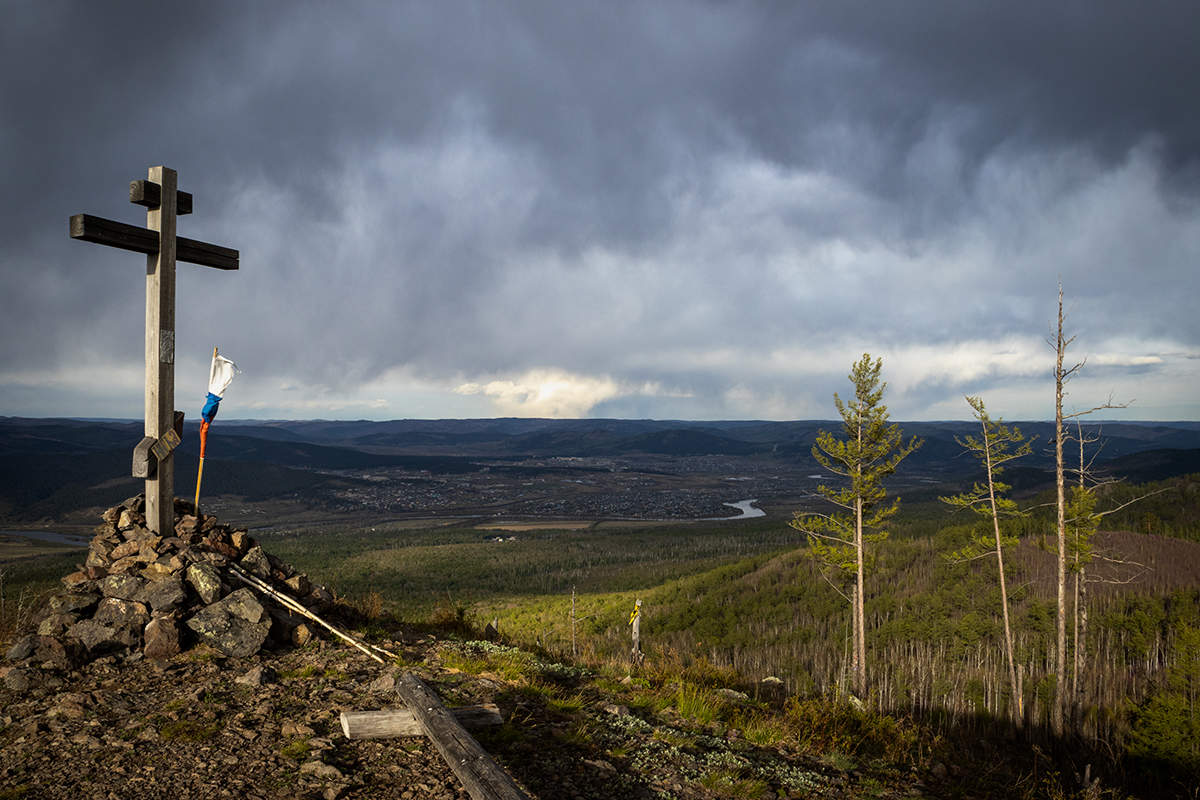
[715,499,766,520]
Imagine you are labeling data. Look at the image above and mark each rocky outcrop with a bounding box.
[5,495,332,676]
[185,588,272,658]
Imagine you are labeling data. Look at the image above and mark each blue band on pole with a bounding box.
[201,392,222,424]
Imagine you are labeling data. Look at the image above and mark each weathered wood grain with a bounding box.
[69,214,239,270]
[132,436,156,479]
[394,673,530,800]
[129,180,193,215]
[340,704,503,739]
[144,165,177,537]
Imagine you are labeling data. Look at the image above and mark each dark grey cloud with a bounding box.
[2,1,1197,420]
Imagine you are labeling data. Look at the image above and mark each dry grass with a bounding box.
[593,519,686,529]
[476,521,595,531]
[0,541,79,561]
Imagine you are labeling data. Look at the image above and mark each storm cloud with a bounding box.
[2,1,1198,420]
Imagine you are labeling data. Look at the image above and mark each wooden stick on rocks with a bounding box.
[227,562,391,664]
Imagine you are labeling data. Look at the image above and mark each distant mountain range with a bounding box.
[2,416,1198,522]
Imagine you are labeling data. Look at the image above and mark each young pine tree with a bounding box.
[1129,623,1200,773]
[941,395,1033,725]
[790,354,921,699]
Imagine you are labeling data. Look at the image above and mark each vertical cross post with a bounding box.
[70,165,238,537]
[145,166,177,537]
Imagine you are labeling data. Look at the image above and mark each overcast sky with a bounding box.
[2,2,1198,422]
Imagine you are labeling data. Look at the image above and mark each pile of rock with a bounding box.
[6,495,334,676]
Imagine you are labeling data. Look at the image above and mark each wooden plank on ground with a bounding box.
[394,672,531,800]
[340,704,503,739]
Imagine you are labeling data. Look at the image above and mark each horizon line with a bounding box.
[3,415,1198,426]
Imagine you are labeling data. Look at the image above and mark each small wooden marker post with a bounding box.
[70,166,239,535]
[630,598,644,666]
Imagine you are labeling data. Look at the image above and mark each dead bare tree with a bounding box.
[1050,283,1129,735]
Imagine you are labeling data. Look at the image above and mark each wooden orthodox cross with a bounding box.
[70,166,239,535]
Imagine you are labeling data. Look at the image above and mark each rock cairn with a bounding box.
[6,495,334,674]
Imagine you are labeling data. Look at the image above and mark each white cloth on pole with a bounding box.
[208,354,238,398]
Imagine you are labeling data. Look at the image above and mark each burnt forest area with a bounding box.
[2,416,1200,798]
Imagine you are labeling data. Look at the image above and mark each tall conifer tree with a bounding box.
[942,395,1032,724]
[791,354,921,698]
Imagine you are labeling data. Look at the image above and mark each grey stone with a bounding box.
[68,619,120,652]
[3,667,33,692]
[230,529,251,554]
[29,635,83,669]
[368,672,396,694]
[139,562,175,582]
[95,597,150,628]
[284,574,311,596]
[48,591,101,615]
[37,612,78,637]
[6,635,37,662]
[108,539,140,561]
[85,542,114,569]
[185,588,271,658]
[240,545,272,579]
[106,556,143,575]
[265,606,313,648]
[140,575,187,613]
[186,562,224,604]
[281,721,315,737]
[307,585,333,609]
[60,571,94,591]
[143,616,182,661]
[126,528,161,548]
[758,675,786,701]
[299,761,344,780]
[234,665,274,687]
[93,598,150,647]
[197,550,230,566]
[100,573,145,601]
[290,623,313,646]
